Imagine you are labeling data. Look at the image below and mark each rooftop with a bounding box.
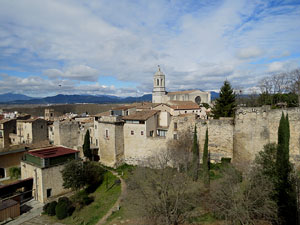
[28,146,79,159]
[112,105,137,110]
[168,101,200,110]
[18,118,45,122]
[123,110,159,121]
[167,90,197,95]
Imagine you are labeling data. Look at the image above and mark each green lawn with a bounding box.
[59,171,121,225]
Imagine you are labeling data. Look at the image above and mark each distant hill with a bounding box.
[0,93,34,102]
[2,94,152,104]
[210,91,219,100]
[0,91,220,104]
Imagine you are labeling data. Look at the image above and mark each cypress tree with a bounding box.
[192,125,199,181]
[83,130,92,160]
[276,112,297,224]
[202,128,209,185]
[212,80,236,119]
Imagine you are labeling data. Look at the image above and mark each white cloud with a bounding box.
[0,0,300,96]
[44,65,99,81]
[236,47,263,59]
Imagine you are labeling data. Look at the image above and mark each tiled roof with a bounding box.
[168,101,200,110]
[93,111,111,117]
[123,110,159,121]
[28,146,79,159]
[112,105,137,110]
[167,90,197,95]
[0,118,15,124]
[18,118,45,123]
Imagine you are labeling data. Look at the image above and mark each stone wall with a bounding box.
[21,161,68,203]
[172,115,234,162]
[234,106,300,166]
[54,120,80,149]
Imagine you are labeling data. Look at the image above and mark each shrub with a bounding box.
[46,201,57,216]
[9,167,21,179]
[72,191,94,208]
[43,203,50,214]
[221,157,231,164]
[55,197,74,219]
[55,201,68,220]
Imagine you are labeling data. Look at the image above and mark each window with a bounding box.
[105,129,109,138]
[141,131,144,135]
[185,111,187,113]
[174,122,177,131]
[96,139,98,146]
[47,188,52,198]
[131,130,134,135]
[150,131,154,137]
[157,130,167,137]
[173,134,178,140]
[0,168,5,178]
[0,130,3,138]
[41,125,43,129]
[157,79,159,86]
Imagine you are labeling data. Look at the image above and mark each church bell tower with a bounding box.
[152,65,166,103]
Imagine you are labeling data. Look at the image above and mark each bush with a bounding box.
[43,203,50,214]
[221,157,231,164]
[55,197,74,219]
[72,191,94,208]
[44,201,57,216]
[9,167,21,179]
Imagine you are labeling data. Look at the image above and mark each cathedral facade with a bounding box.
[152,67,211,105]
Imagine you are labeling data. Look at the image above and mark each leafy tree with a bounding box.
[212,80,236,119]
[202,128,209,185]
[276,113,297,224]
[61,160,106,191]
[62,160,86,190]
[192,125,199,181]
[83,130,92,160]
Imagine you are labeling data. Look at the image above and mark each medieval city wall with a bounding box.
[233,107,300,166]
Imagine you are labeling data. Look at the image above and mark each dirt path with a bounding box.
[96,170,127,225]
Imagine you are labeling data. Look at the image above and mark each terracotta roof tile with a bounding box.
[168,101,200,110]
[167,90,197,95]
[123,110,159,121]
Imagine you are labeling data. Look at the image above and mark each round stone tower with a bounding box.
[152,66,166,103]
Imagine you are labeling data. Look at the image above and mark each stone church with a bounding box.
[152,66,211,105]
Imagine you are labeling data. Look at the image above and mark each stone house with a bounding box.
[0,119,16,149]
[21,146,79,203]
[14,118,48,145]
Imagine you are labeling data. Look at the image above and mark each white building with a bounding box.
[152,66,211,105]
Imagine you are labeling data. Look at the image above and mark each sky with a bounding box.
[0,0,300,97]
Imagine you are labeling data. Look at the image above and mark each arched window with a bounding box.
[157,79,159,86]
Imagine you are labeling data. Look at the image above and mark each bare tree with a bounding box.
[126,152,202,225]
[288,68,300,104]
[167,128,193,173]
[209,166,277,224]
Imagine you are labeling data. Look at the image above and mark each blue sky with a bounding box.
[0,0,300,97]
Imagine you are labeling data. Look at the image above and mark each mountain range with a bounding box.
[0,92,220,104]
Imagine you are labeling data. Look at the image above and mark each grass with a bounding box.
[57,171,121,225]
